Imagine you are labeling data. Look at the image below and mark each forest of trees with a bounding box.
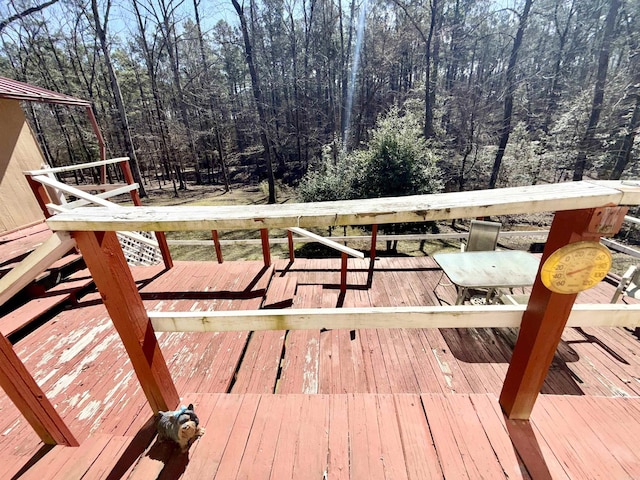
[0,0,638,203]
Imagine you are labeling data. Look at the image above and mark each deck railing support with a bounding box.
[73,230,179,413]
[370,224,378,261]
[341,252,348,292]
[500,207,627,420]
[0,333,78,446]
[212,230,224,263]
[261,228,271,266]
[287,230,295,261]
[120,160,173,270]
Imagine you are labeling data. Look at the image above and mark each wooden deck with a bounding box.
[1,237,640,477]
[6,392,640,479]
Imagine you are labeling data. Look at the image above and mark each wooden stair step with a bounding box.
[48,253,84,277]
[0,292,71,337]
[48,269,95,303]
[262,275,297,309]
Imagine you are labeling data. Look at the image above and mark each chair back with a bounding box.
[625,267,640,298]
[465,220,501,252]
[611,265,640,303]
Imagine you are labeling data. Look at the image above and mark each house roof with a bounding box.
[0,76,91,107]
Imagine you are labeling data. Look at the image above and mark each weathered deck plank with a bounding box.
[0,255,639,479]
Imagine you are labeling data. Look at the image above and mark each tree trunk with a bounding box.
[610,83,640,179]
[573,0,621,181]
[90,0,147,196]
[232,0,276,204]
[489,0,534,189]
[543,0,576,132]
[131,0,178,197]
[159,5,202,185]
[424,0,438,139]
[193,0,230,192]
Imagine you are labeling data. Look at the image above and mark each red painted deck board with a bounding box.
[0,250,638,478]
[262,275,297,308]
[231,330,285,393]
[0,292,70,336]
[3,393,640,479]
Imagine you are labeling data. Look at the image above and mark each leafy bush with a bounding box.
[298,107,443,202]
[296,144,364,202]
[352,107,443,198]
[297,107,443,251]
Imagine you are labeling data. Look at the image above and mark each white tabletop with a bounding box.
[433,250,540,289]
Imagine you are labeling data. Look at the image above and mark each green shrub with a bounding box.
[298,107,443,202]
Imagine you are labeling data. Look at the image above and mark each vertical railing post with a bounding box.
[73,230,179,413]
[120,159,173,270]
[25,175,53,218]
[212,230,223,263]
[500,207,627,419]
[370,224,378,261]
[287,230,295,261]
[261,228,271,267]
[341,252,348,292]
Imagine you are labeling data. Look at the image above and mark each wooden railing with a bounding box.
[5,180,640,445]
[24,157,172,269]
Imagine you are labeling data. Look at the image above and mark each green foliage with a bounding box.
[352,107,443,198]
[297,143,364,202]
[298,108,443,203]
[501,122,548,186]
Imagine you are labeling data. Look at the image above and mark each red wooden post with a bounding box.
[73,230,179,413]
[86,105,106,162]
[119,160,142,205]
[153,231,174,269]
[500,207,627,419]
[212,230,224,263]
[261,228,271,267]
[370,224,378,260]
[341,252,348,292]
[120,160,173,270]
[287,230,295,261]
[0,333,78,446]
[26,175,53,218]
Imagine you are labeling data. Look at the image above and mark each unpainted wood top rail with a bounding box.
[46,181,640,232]
[23,157,130,176]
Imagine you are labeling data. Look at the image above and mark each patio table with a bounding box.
[433,250,540,304]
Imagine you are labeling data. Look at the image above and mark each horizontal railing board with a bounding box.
[148,303,640,332]
[288,227,365,258]
[23,157,130,175]
[46,181,639,232]
[601,238,640,258]
[166,230,551,246]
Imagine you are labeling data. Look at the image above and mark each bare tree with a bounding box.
[0,0,59,34]
[131,0,179,196]
[192,0,230,191]
[89,0,146,196]
[231,0,276,203]
[573,0,621,181]
[489,0,534,189]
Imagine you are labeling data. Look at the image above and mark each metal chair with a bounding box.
[611,265,640,303]
[462,219,502,252]
[457,220,502,303]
